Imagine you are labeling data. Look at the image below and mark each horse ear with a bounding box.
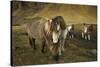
[48,19,52,23]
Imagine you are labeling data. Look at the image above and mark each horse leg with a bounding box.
[53,54,59,61]
[82,32,84,39]
[58,44,62,55]
[32,38,36,50]
[68,32,71,39]
[29,37,36,50]
[62,40,65,51]
[71,35,72,39]
[70,33,72,39]
[70,35,71,39]
[58,40,64,56]
[88,34,91,40]
[29,37,32,47]
[85,34,87,40]
[72,33,74,39]
[41,40,45,53]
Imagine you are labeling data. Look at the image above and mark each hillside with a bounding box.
[12,1,97,25]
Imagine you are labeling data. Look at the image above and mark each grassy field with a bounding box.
[12,24,97,66]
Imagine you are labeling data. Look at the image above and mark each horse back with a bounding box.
[26,18,47,40]
[88,25,93,32]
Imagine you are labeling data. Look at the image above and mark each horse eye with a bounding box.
[56,22,57,24]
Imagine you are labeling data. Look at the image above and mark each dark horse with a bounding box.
[25,16,66,61]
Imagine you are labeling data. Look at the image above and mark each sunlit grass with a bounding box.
[12,24,97,66]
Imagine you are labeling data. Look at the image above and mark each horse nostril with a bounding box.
[54,42,58,45]
[57,30,59,32]
[57,29,60,32]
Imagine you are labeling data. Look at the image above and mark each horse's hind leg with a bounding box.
[29,37,32,47]
[41,40,45,53]
[88,34,91,40]
[32,38,36,50]
[29,37,36,50]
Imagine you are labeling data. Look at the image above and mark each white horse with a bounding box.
[67,24,75,39]
[58,27,68,55]
[58,24,75,55]
[81,23,93,40]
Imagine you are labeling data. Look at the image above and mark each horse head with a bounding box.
[50,16,66,44]
[44,16,66,59]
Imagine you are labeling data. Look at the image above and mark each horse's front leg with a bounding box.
[58,44,62,56]
[82,32,84,39]
[85,34,87,40]
[52,45,60,61]
[62,39,65,52]
[71,34,74,39]
[53,53,59,61]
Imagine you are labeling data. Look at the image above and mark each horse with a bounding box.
[66,24,75,39]
[25,16,66,61]
[81,23,93,40]
[58,25,68,55]
[56,24,75,55]
[57,24,75,55]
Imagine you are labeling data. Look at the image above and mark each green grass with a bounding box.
[12,24,97,66]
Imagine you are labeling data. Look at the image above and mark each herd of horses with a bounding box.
[25,16,94,61]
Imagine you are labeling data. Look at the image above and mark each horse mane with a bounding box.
[51,16,66,31]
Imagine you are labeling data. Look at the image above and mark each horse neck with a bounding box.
[44,22,51,34]
[43,22,53,46]
[67,25,72,31]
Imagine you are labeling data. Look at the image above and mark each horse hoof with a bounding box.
[41,50,45,53]
[53,55,59,61]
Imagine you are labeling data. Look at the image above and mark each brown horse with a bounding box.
[25,16,66,61]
